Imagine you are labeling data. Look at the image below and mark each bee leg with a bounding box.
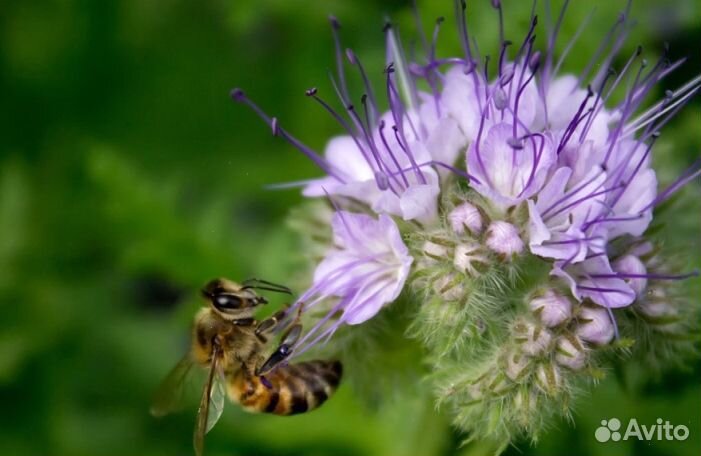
[255,323,302,376]
[232,317,255,327]
[254,308,289,343]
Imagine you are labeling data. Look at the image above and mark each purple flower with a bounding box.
[232,20,474,224]
[527,166,607,262]
[300,110,445,224]
[529,289,573,327]
[232,0,701,361]
[468,123,555,210]
[485,221,524,257]
[553,255,636,308]
[576,306,616,345]
[448,202,483,235]
[290,211,412,355]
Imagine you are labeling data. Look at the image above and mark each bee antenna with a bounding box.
[241,285,293,295]
[241,278,293,295]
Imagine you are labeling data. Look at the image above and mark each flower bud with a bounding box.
[612,254,647,297]
[529,289,572,327]
[514,320,552,356]
[535,363,561,395]
[453,242,488,276]
[505,351,530,381]
[449,202,483,235]
[628,241,654,258]
[422,240,449,259]
[513,388,537,417]
[576,306,615,345]
[554,336,587,370]
[637,286,678,319]
[486,221,524,257]
[467,381,484,400]
[432,272,464,301]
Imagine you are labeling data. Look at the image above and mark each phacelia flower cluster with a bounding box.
[233,0,700,449]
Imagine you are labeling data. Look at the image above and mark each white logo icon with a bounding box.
[595,418,690,443]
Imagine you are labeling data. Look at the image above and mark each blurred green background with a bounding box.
[1,1,699,455]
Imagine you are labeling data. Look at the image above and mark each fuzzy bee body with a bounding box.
[228,360,342,415]
[152,277,342,456]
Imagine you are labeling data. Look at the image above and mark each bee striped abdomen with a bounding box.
[227,360,342,415]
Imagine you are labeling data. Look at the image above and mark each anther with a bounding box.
[508,137,524,149]
[494,88,508,110]
[500,67,515,86]
[230,88,245,101]
[409,63,425,76]
[375,171,389,190]
[305,87,318,97]
[329,15,341,30]
[345,48,357,65]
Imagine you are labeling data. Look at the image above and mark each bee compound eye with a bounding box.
[213,294,243,310]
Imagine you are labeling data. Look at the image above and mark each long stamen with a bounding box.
[492,0,505,48]
[385,64,426,184]
[512,46,539,139]
[578,69,616,143]
[557,87,594,154]
[603,58,648,164]
[328,16,351,105]
[589,271,699,281]
[547,184,625,220]
[378,120,409,189]
[454,0,473,64]
[306,88,379,183]
[231,88,342,181]
[544,0,570,81]
[551,9,594,80]
[346,49,380,126]
[454,0,483,112]
[516,133,546,198]
[393,125,427,185]
[639,159,701,212]
[577,2,631,87]
[385,22,419,111]
[581,46,643,141]
[624,74,701,136]
[590,5,633,91]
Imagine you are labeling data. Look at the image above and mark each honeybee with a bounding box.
[151,278,343,456]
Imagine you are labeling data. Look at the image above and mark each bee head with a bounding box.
[202,278,268,319]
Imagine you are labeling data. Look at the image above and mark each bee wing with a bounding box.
[193,345,226,456]
[150,354,198,417]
